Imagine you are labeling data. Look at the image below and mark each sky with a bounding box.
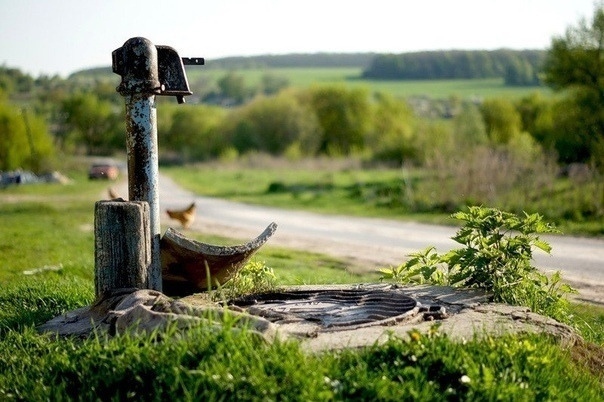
[0,0,599,78]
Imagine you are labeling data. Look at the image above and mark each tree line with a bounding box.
[362,49,545,85]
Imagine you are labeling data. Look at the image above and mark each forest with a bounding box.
[362,49,544,85]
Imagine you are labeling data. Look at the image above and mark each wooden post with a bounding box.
[94,200,152,298]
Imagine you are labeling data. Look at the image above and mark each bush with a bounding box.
[0,102,55,172]
[424,144,558,210]
[220,260,277,298]
[308,85,372,156]
[163,104,226,161]
[221,91,322,156]
[381,206,575,321]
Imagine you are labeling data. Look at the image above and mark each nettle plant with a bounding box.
[381,206,575,320]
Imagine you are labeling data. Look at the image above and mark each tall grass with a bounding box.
[419,148,604,232]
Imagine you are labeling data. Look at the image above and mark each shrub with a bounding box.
[222,92,321,156]
[220,260,277,298]
[424,144,558,210]
[381,206,575,321]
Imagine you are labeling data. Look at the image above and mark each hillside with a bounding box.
[206,53,376,69]
[69,49,545,79]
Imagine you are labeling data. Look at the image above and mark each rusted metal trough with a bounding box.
[161,223,277,296]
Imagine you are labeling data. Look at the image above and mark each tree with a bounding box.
[0,66,34,94]
[542,2,604,162]
[479,98,522,145]
[61,92,122,155]
[453,102,488,148]
[164,105,226,161]
[307,85,371,155]
[0,102,55,172]
[368,92,418,163]
[260,73,289,95]
[223,91,320,156]
[504,57,539,86]
[217,72,247,103]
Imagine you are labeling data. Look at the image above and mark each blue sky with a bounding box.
[0,0,598,77]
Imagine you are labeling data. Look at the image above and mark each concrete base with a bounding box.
[38,285,579,353]
[188,284,580,352]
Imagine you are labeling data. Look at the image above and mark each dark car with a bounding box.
[88,164,119,180]
[0,170,39,187]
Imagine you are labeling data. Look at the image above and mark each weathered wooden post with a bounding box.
[92,37,204,296]
[94,200,151,296]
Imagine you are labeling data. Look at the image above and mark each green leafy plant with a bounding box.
[223,259,277,297]
[381,206,575,320]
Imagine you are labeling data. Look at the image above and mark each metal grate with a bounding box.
[229,287,420,331]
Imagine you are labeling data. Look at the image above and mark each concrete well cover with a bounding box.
[222,284,579,352]
[229,286,426,331]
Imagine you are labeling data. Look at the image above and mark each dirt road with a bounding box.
[117,174,604,304]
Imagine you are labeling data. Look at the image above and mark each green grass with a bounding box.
[0,175,376,289]
[192,67,362,88]
[0,164,602,400]
[0,179,102,283]
[189,67,549,100]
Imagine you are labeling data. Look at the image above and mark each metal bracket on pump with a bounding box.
[157,46,204,103]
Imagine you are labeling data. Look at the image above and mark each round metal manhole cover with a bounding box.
[229,287,419,331]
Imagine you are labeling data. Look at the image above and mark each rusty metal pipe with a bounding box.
[113,37,163,291]
[125,94,161,291]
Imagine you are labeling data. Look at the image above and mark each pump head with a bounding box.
[112,37,204,103]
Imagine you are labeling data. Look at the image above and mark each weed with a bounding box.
[220,260,277,299]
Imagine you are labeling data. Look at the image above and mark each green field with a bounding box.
[72,65,550,100]
[188,67,550,100]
